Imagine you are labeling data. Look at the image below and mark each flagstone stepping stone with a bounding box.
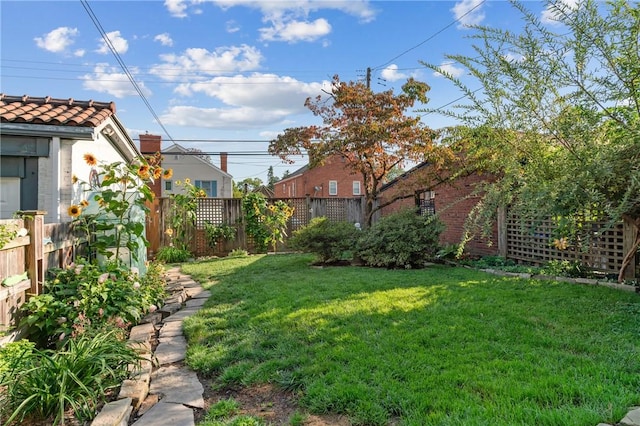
[131,401,194,426]
[150,365,204,409]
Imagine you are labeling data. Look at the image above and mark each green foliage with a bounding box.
[204,222,237,248]
[356,208,443,268]
[165,178,206,254]
[156,246,192,263]
[0,222,20,248]
[72,153,160,263]
[20,259,166,348]
[421,0,640,281]
[289,217,360,263]
[200,398,266,426]
[0,330,139,425]
[228,248,249,258]
[242,193,294,253]
[542,260,589,278]
[0,340,35,378]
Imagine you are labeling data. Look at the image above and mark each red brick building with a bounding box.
[273,154,364,198]
[378,162,499,257]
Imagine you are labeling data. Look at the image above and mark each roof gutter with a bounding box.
[0,122,94,139]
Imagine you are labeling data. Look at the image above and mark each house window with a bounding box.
[352,181,361,195]
[328,180,338,196]
[195,180,217,197]
[165,180,172,191]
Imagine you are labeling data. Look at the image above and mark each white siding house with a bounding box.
[161,144,232,198]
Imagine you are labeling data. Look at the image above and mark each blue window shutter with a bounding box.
[212,180,217,197]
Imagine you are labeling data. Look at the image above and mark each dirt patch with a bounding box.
[197,379,350,425]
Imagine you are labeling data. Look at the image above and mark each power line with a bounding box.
[80,0,175,143]
[371,0,486,71]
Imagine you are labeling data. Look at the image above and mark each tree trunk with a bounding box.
[618,215,640,283]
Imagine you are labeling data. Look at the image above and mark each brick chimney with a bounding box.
[220,152,228,173]
[139,133,162,198]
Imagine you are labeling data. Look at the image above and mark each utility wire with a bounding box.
[80,0,175,143]
[372,0,486,71]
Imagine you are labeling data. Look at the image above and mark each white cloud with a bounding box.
[81,64,152,99]
[96,31,129,55]
[541,0,579,25]
[451,0,485,28]
[226,20,240,33]
[74,49,86,58]
[165,0,188,18]
[433,62,465,78]
[260,18,331,43]
[503,52,524,63]
[34,27,78,53]
[154,33,174,46]
[381,65,408,82]
[162,73,328,129]
[150,44,263,82]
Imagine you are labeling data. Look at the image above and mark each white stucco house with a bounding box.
[0,94,142,222]
[160,143,233,198]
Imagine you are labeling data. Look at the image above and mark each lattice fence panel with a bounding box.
[505,215,624,274]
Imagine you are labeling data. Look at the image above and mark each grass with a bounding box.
[181,254,640,426]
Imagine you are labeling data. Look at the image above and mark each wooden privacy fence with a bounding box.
[0,211,86,336]
[150,197,366,257]
[498,209,637,279]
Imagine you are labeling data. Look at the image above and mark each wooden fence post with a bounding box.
[20,210,46,295]
[622,216,638,280]
[497,206,508,258]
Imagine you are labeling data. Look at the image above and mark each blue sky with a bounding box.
[1,0,566,182]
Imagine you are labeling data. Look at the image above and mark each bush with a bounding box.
[356,208,444,269]
[20,259,166,348]
[156,246,192,263]
[289,217,360,264]
[228,248,249,258]
[0,330,139,425]
[204,222,237,249]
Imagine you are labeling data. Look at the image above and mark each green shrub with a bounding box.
[20,259,166,348]
[0,340,35,379]
[156,246,192,263]
[228,248,249,258]
[288,217,360,264]
[356,208,444,269]
[204,222,237,249]
[0,330,139,425]
[542,259,590,277]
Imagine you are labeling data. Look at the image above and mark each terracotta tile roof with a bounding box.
[0,94,116,128]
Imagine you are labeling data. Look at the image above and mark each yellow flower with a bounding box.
[553,237,568,250]
[83,153,97,166]
[80,200,89,208]
[72,174,78,184]
[184,178,191,184]
[175,180,182,186]
[162,168,173,179]
[153,167,162,180]
[137,164,151,179]
[165,228,174,236]
[198,190,207,198]
[68,205,82,218]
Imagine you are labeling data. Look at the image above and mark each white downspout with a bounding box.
[51,136,61,223]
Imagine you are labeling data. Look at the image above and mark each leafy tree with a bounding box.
[269,75,437,226]
[233,178,264,197]
[185,147,213,164]
[267,166,280,190]
[423,0,640,281]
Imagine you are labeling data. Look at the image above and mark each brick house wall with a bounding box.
[379,165,499,257]
[274,155,363,198]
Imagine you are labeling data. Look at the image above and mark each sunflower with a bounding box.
[162,168,173,179]
[198,190,207,198]
[184,178,191,185]
[153,167,163,180]
[72,174,78,184]
[175,180,182,186]
[80,200,89,207]
[68,205,82,218]
[83,153,97,166]
[165,228,174,236]
[137,164,151,179]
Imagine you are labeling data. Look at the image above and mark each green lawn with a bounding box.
[181,254,640,426]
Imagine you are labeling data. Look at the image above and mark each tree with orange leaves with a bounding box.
[269,75,437,227]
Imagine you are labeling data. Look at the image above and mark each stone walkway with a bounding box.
[91,267,209,426]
